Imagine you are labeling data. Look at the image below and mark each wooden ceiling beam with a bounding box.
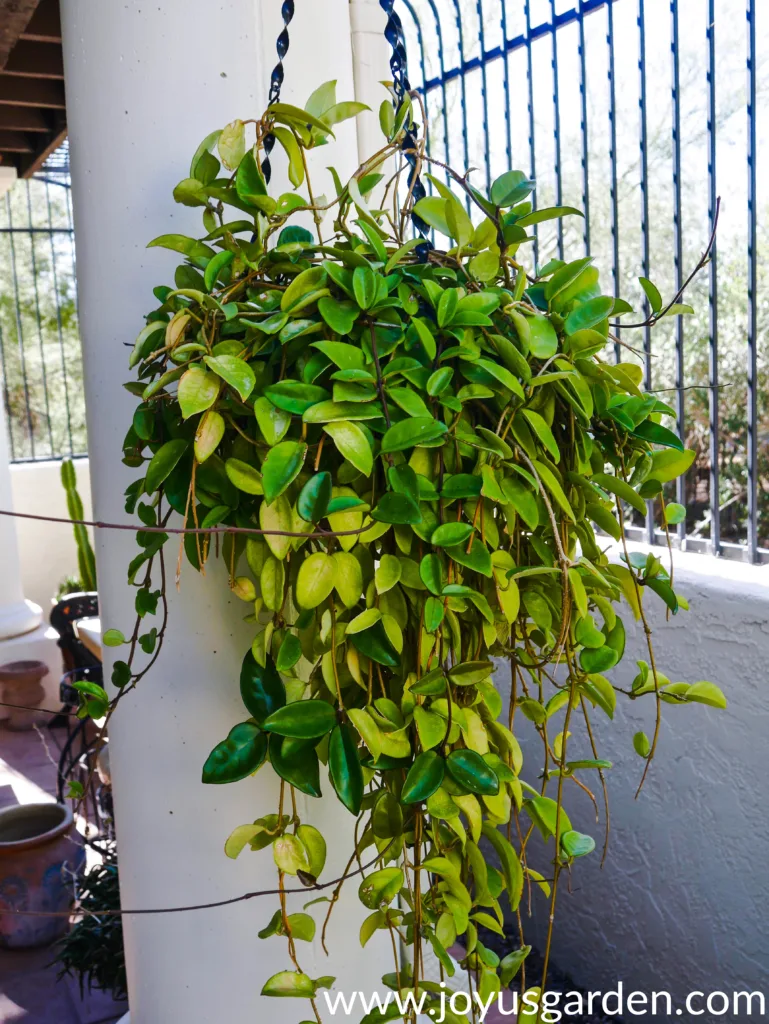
[0,104,49,130]
[3,39,63,79]
[0,0,42,69]
[20,0,60,43]
[0,128,34,152]
[0,73,65,108]
[16,120,65,176]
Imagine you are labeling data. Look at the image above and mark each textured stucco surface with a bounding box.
[495,551,769,1021]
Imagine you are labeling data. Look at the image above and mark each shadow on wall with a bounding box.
[495,553,769,1015]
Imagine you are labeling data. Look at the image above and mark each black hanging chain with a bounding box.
[262,0,295,185]
[378,0,430,244]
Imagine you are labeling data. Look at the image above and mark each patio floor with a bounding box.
[0,722,128,1024]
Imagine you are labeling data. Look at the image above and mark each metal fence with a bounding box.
[399,0,768,562]
[0,140,86,463]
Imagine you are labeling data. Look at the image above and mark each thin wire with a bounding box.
[0,507,371,540]
[0,841,393,919]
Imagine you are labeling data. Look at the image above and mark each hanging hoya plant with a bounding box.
[100,70,726,1021]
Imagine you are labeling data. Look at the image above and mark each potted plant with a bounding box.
[90,78,724,1018]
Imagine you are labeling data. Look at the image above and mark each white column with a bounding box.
[349,0,392,165]
[60,2,388,1021]
[0,411,41,640]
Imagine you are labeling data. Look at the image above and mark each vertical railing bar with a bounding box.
[706,0,720,556]
[746,0,758,561]
[45,178,75,456]
[550,0,564,260]
[477,1,492,193]
[5,192,35,459]
[525,0,539,266]
[578,1,590,255]
[423,1,451,182]
[449,0,471,212]
[500,0,513,171]
[637,0,653,543]
[670,0,685,544]
[0,319,14,461]
[25,180,55,455]
[608,0,620,362]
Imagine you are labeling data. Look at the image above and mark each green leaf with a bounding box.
[448,661,493,686]
[352,266,378,310]
[204,250,234,292]
[235,147,267,206]
[423,596,445,633]
[102,628,126,647]
[348,620,400,668]
[270,735,322,797]
[402,751,445,804]
[147,234,214,263]
[296,551,337,609]
[296,823,327,877]
[218,119,245,170]
[371,492,422,525]
[254,396,291,447]
[482,823,524,912]
[145,439,189,493]
[272,126,305,188]
[204,355,256,401]
[645,576,679,614]
[446,750,500,796]
[202,722,267,784]
[261,971,315,998]
[273,833,310,874]
[281,265,327,312]
[633,731,651,758]
[318,296,359,335]
[649,447,696,483]
[490,170,535,207]
[639,276,662,313]
[515,206,583,227]
[665,502,686,525]
[263,700,336,739]
[519,317,556,363]
[531,460,576,522]
[560,830,595,859]
[431,522,473,547]
[564,295,614,335]
[329,724,364,815]
[358,867,404,910]
[240,651,286,724]
[500,947,531,988]
[297,472,332,522]
[262,440,307,504]
[592,472,647,516]
[276,633,302,673]
[631,420,684,451]
[685,681,727,709]
[265,381,329,415]
[324,421,373,476]
[522,410,560,463]
[375,554,402,594]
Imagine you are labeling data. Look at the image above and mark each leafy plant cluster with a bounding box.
[92,82,726,1021]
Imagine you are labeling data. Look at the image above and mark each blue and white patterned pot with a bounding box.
[0,802,85,948]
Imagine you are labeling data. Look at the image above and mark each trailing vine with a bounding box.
[82,81,727,1021]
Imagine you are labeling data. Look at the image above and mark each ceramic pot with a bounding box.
[0,660,49,730]
[0,802,85,948]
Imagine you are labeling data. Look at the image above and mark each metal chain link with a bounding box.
[378,0,430,242]
[262,0,295,185]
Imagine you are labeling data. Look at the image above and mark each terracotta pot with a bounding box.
[0,802,85,948]
[0,660,49,730]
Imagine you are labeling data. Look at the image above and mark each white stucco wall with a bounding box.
[498,549,769,1020]
[9,457,93,612]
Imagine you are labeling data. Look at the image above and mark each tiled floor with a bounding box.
[0,722,128,1024]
